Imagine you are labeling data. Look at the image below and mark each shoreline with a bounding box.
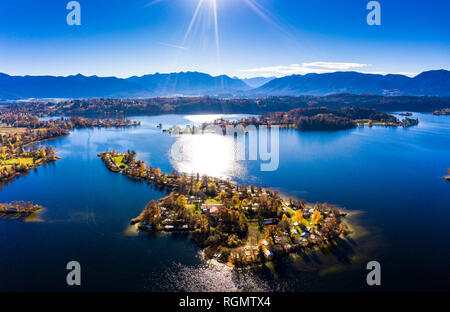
[0,201,42,216]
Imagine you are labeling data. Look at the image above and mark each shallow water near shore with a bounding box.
[0,113,449,291]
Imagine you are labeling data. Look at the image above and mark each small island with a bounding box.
[432,109,450,116]
[0,201,42,216]
[99,151,351,267]
[445,169,450,181]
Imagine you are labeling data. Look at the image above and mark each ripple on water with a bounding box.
[145,262,280,292]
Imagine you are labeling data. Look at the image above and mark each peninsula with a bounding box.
[99,151,351,267]
[0,112,140,184]
[180,107,419,132]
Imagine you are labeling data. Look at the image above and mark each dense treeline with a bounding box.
[267,107,398,131]
[0,112,140,129]
[6,94,450,117]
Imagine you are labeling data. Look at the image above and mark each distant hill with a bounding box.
[126,72,250,96]
[0,70,449,100]
[0,73,145,99]
[0,72,249,100]
[253,70,450,96]
[240,76,276,88]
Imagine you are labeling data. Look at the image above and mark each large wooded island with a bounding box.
[99,151,351,267]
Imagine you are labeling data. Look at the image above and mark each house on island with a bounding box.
[201,203,224,217]
[264,218,278,225]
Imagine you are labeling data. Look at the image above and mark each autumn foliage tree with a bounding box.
[311,210,323,225]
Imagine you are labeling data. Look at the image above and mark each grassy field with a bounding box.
[205,198,221,204]
[0,127,28,135]
[246,221,265,246]
[1,157,36,170]
[112,156,128,168]
[4,158,34,165]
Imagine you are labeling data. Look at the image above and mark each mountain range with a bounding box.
[254,70,450,97]
[0,70,449,100]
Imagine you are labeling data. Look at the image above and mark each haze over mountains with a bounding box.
[240,76,276,88]
[0,70,449,100]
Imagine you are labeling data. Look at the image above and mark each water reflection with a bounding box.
[169,133,245,179]
[147,262,275,292]
[184,114,248,124]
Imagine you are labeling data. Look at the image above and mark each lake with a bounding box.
[0,113,449,291]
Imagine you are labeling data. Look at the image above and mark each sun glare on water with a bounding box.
[169,133,244,179]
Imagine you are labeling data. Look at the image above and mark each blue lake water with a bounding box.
[0,113,449,291]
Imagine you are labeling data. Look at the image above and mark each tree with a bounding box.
[295,210,303,223]
[265,225,281,244]
[231,195,240,207]
[279,214,290,233]
[139,161,146,172]
[299,199,307,210]
[321,216,340,239]
[207,182,217,196]
[258,245,266,263]
[142,200,162,227]
[227,234,241,247]
[311,210,323,225]
[219,248,231,263]
[257,214,265,230]
[218,190,228,201]
[177,195,187,209]
[237,213,248,236]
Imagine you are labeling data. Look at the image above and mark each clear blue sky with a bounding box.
[0,0,448,78]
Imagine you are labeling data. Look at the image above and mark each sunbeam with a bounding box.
[243,0,285,33]
[151,0,300,78]
[182,0,205,46]
[143,0,162,8]
[212,0,221,65]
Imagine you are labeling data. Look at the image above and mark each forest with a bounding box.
[5,93,450,117]
[202,107,418,131]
